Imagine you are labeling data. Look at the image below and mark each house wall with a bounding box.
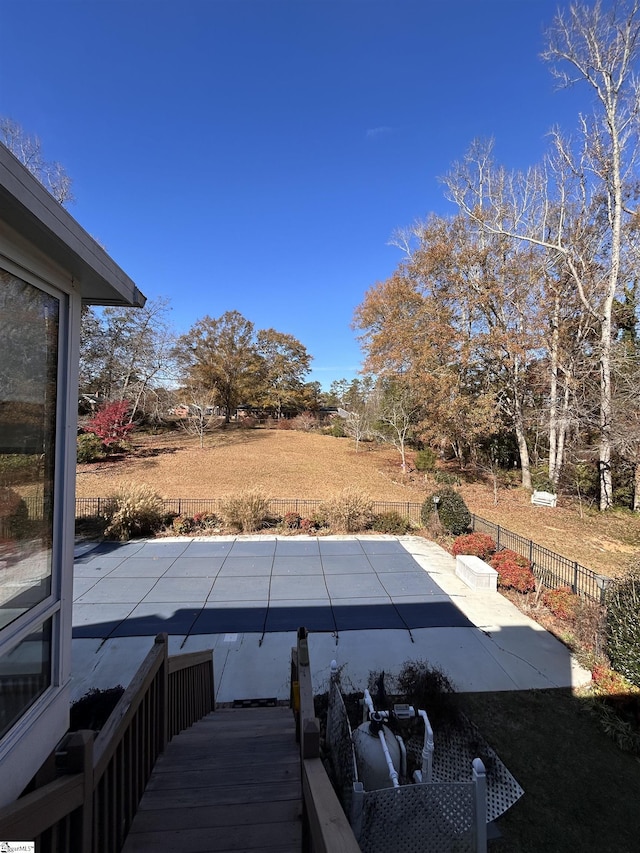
[0,221,81,806]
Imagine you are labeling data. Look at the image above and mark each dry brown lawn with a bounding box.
[76,428,640,577]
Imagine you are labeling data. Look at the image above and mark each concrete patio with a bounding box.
[71,535,591,703]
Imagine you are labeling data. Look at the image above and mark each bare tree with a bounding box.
[341,408,372,452]
[177,385,223,449]
[370,380,421,473]
[79,298,176,422]
[445,1,640,508]
[1,116,74,205]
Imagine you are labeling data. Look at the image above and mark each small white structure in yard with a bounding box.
[531,490,557,508]
[455,555,498,592]
[0,145,145,806]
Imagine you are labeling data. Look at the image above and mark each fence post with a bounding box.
[472,758,487,853]
[597,575,611,606]
[496,525,501,550]
[58,730,94,853]
[155,633,169,750]
[297,627,320,759]
[572,562,579,594]
[350,782,365,842]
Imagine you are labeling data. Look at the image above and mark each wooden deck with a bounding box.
[121,706,303,853]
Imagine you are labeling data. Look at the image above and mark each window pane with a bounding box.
[0,618,52,740]
[0,272,58,630]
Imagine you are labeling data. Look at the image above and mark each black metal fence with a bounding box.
[75,497,425,525]
[470,514,610,604]
[74,498,609,603]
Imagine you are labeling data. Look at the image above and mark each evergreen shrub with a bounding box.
[421,487,470,535]
[414,448,437,473]
[77,432,106,463]
[371,511,412,535]
[0,487,29,537]
[531,465,556,494]
[434,470,462,487]
[0,454,41,485]
[606,568,640,688]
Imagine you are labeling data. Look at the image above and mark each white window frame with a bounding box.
[0,241,81,804]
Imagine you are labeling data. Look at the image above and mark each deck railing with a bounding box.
[0,634,214,852]
[291,627,361,853]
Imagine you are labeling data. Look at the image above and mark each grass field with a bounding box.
[76,428,640,577]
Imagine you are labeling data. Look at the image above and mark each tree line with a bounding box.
[79,302,320,426]
[353,1,640,512]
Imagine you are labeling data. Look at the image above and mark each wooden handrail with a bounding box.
[0,775,85,838]
[0,633,214,851]
[292,627,360,853]
[93,635,167,779]
[302,758,361,853]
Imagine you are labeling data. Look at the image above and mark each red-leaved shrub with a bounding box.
[283,511,301,529]
[543,586,579,621]
[591,664,639,696]
[490,549,532,570]
[452,533,497,560]
[86,400,135,447]
[490,550,536,593]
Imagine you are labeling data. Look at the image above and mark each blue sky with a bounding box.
[1,0,594,388]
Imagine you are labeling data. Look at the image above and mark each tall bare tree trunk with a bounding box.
[548,295,560,483]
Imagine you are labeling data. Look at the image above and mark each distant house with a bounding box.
[0,144,145,807]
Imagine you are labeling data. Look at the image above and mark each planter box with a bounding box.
[456,554,498,592]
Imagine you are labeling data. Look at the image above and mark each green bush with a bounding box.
[319,487,373,532]
[220,489,270,533]
[102,482,165,540]
[421,487,470,535]
[328,422,346,438]
[77,432,106,463]
[414,448,437,473]
[606,568,640,688]
[0,486,29,537]
[612,457,635,509]
[434,470,462,487]
[559,459,599,503]
[70,685,124,731]
[0,454,41,486]
[394,660,458,729]
[371,511,412,535]
[531,466,556,494]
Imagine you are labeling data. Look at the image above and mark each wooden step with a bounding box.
[121,707,302,853]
